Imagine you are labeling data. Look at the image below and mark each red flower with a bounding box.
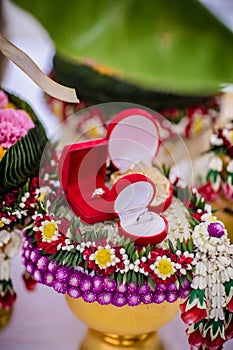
[30,177,39,194]
[227,296,233,312]
[22,271,37,291]
[226,321,233,340]
[223,182,233,201]
[180,299,207,326]
[0,291,17,311]
[5,190,18,207]
[187,328,204,348]
[205,335,224,350]
[198,181,221,202]
[35,231,66,254]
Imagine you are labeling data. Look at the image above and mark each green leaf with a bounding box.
[117,273,123,286]
[132,271,137,285]
[181,239,187,252]
[186,271,193,283]
[126,271,132,284]
[168,239,176,254]
[176,239,182,252]
[12,0,233,94]
[187,237,193,253]
[147,277,155,291]
[127,242,135,259]
[109,273,115,281]
[137,273,144,287]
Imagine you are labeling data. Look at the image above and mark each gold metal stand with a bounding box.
[80,329,164,350]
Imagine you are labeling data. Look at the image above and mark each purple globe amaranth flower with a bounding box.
[80,278,92,292]
[33,269,44,283]
[208,222,225,238]
[23,240,30,249]
[97,293,112,305]
[26,262,36,275]
[103,277,116,292]
[157,284,167,292]
[68,287,81,299]
[166,291,178,303]
[113,293,127,307]
[48,260,58,273]
[138,282,150,295]
[69,271,82,287]
[127,282,138,294]
[116,283,127,294]
[37,256,49,272]
[141,293,154,304]
[154,292,166,304]
[179,278,191,291]
[83,292,97,303]
[53,280,67,294]
[168,283,177,292]
[55,266,69,281]
[44,272,54,287]
[24,249,32,259]
[30,249,41,263]
[180,289,191,299]
[92,276,103,294]
[128,294,141,306]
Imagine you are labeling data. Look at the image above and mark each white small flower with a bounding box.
[210,134,223,146]
[209,156,223,172]
[19,202,25,209]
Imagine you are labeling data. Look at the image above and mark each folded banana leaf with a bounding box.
[0,91,48,195]
[12,0,233,95]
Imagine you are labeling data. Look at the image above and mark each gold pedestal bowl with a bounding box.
[66,296,179,350]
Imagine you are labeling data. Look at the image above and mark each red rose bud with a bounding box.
[0,291,17,310]
[180,299,207,326]
[22,271,37,291]
[187,328,204,348]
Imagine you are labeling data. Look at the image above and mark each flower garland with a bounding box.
[199,122,233,204]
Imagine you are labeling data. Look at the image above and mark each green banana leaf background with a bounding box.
[12,0,233,94]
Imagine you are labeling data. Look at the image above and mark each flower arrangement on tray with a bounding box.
[0,88,47,318]
[21,108,233,350]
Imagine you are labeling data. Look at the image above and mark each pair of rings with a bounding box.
[136,211,154,224]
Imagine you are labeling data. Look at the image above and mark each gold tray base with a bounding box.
[80,329,164,350]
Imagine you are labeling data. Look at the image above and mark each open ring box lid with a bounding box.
[113,174,168,245]
[106,108,173,212]
[59,138,117,223]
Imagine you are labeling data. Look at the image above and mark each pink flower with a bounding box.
[180,299,207,326]
[0,90,8,108]
[0,108,35,148]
